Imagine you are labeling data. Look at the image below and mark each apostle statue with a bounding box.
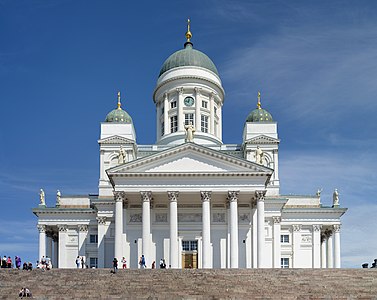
[118,145,126,164]
[316,188,322,197]
[39,189,45,206]
[56,190,61,207]
[184,122,195,142]
[333,189,339,207]
[255,146,264,165]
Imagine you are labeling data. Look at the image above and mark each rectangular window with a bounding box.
[170,101,177,109]
[170,115,178,133]
[182,241,190,251]
[161,122,164,136]
[184,113,194,126]
[281,258,289,268]
[202,101,208,109]
[201,115,208,133]
[90,234,98,244]
[182,240,198,251]
[281,234,289,243]
[89,257,98,268]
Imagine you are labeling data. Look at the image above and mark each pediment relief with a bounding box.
[108,143,272,175]
[98,135,135,145]
[244,135,280,145]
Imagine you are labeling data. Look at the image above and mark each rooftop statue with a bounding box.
[56,190,61,207]
[184,122,195,143]
[118,145,126,164]
[255,146,264,165]
[39,189,45,206]
[333,189,339,207]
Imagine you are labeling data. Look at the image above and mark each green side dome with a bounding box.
[159,42,219,78]
[246,92,274,122]
[105,108,133,123]
[246,108,273,122]
[105,92,133,123]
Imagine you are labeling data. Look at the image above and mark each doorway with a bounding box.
[181,240,198,269]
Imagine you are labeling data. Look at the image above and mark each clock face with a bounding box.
[184,96,195,107]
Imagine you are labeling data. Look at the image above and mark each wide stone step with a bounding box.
[1,269,377,299]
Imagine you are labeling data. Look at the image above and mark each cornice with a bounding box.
[153,75,225,101]
[32,208,96,215]
[244,135,280,145]
[98,135,136,146]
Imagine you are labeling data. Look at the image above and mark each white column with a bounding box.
[164,93,169,136]
[201,191,211,268]
[195,87,201,132]
[321,234,327,268]
[53,235,58,268]
[227,204,231,268]
[272,217,281,268]
[312,225,321,268]
[78,225,88,262]
[292,224,301,268]
[141,191,152,265]
[209,93,215,134]
[114,191,125,262]
[57,224,67,268]
[37,224,46,261]
[97,217,107,268]
[333,225,341,268]
[168,191,179,268]
[252,202,257,268]
[256,190,266,268]
[228,191,239,268]
[156,102,161,138]
[218,105,222,140]
[327,230,334,268]
[177,88,184,131]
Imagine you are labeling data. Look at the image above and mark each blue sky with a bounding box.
[0,0,376,267]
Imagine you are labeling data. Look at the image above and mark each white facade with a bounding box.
[33,29,346,269]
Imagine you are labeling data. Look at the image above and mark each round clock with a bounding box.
[184,96,195,106]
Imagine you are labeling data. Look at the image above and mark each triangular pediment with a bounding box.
[107,143,273,175]
[98,135,135,145]
[244,135,280,145]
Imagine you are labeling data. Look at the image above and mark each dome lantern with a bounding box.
[246,92,274,122]
[105,91,133,123]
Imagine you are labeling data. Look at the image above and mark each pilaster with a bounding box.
[312,225,322,268]
[37,224,46,262]
[57,224,67,268]
[292,224,301,268]
[78,224,88,261]
[177,88,184,131]
[97,216,107,268]
[201,191,211,268]
[272,217,281,268]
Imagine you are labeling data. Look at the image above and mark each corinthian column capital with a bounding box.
[140,191,152,202]
[333,224,341,232]
[167,191,179,202]
[37,224,46,233]
[227,191,239,202]
[255,190,266,202]
[114,191,127,203]
[200,191,211,202]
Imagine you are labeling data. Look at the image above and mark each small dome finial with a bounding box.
[117,91,121,109]
[185,18,192,42]
[257,91,261,109]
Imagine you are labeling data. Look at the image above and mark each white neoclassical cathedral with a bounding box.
[33,22,347,269]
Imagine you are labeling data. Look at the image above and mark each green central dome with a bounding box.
[158,42,219,78]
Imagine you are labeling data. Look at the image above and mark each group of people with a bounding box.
[1,255,28,269]
[37,256,52,270]
[362,259,377,268]
[18,287,32,298]
[75,256,86,268]
[111,255,167,272]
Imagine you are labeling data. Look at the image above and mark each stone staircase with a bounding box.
[1,269,377,299]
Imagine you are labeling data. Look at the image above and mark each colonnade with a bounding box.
[321,225,341,268]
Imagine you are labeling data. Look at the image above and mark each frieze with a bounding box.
[155,213,168,223]
[301,234,312,244]
[239,213,250,223]
[213,213,225,223]
[178,213,202,222]
[129,213,142,223]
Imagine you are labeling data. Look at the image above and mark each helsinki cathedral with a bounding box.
[33,21,347,269]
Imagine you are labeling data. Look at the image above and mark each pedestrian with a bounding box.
[75,256,81,268]
[112,257,118,273]
[151,261,155,269]
[15,256,21,269]
[1,256,6,268]
[121,257,127,269]
[7,256,12,268]
[140,255,146,268]
[81,256,85,268]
